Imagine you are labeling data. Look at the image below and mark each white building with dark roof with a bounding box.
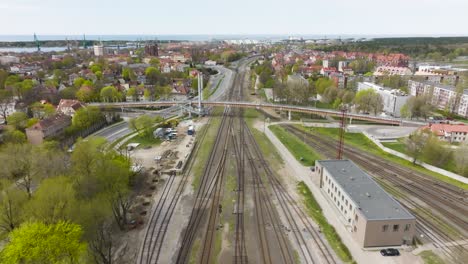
[315,160,416,247]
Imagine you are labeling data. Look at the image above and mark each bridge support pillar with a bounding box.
[288,111,291,121]
[349,117,353,124]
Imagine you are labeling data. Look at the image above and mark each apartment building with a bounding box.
[421,124,468,143]
[409,80,468,118]
[358,82,409,117]
[315,160,416,248]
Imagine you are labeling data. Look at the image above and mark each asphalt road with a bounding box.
[89,64,236,143]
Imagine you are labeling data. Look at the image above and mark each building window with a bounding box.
[354,226,357,232]
[393,225,399,232]
[341,205,343,211]
[349,205,352,211]
[345,210,347,215]
[342,195,344,201]
[327,188,330,194]
[345,200,348,206]
[355,215,358,222]
[404,224,411,232]
[382,225,389,232]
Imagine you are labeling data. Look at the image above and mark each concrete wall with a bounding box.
[25,129,44,145]
[363,219,416,247]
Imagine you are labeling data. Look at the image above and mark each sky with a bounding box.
[1,0,468,36]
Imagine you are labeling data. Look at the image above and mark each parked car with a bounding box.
[380,248,400,256]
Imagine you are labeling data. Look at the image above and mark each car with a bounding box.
[380,248,400,256]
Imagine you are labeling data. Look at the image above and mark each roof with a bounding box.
[57,99,84,112]
[422,124,468,136]
[27,114,71,131]
[317,160,415,221]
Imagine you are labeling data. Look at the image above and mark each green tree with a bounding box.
[6,112,28,131]
[0,89,13,122]
[145,67,160,85]
[422,135,452,168]
[26,176,76,224]
[53,69,66,84]
[354,89,383,115]
[72,107,104,130]
[454,144,468,176]
[315,78,335,95]
[0,221,86,264]
[0,185,28,234]
[0,69,8,89]
[90,64,102,74]
[122,68,136,82]
[76,86,95,102]
[149,58,160,67]
[2,129,27,144]
[126,87,137,101]
[95,71,103,81]
[405,129,430,164]
[73,77,86,88]
[100,86,120,102]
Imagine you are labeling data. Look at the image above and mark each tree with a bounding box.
[130,115,154,137]
[126,87,137,101]
[422,135,452,168]
[25,176,76,224]
[0,69,8,89]
[145,67,160,85]
[74,77,86,88]
[0,185,28,234]
[0,90,13,122]
[315,78,335,95]
[53,69,66,84]
[149,58,160,67]
[322,86,339,104]
[72,106,104,130]
[2,129,27,144]
[30,102,56,119]
[354,89,383,114]
[405,129,430,164]
[90,64,102,74]
[0,221,86,264]
[454,144,468,176]
[100,86,120,102]
[155,85,173,100]
[95,71,103,81]
[76,86,95,102]
[6,112,28,131]
[401,96,433,120]
[122,68,136,82]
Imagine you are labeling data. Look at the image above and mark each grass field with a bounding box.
[382,140,458,174]
[297,182,354,263]
[419,250,446,264]
[269,125,322,166]
[296,126,468,190]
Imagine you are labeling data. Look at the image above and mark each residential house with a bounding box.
[25,114,72,145]
[421,124,468,143]
[56,99,84,116]
[374,66,412,76]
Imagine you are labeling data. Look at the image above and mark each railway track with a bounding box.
[136,117,213,264]
[282,124,468,263]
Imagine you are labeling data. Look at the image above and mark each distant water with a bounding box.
[0,47,69,53]
[0,34,464,43]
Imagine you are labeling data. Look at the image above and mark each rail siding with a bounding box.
[362,131,468,184]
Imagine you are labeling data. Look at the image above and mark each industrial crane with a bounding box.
[33,33,41,52]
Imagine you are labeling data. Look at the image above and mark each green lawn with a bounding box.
[297,126,468,190]
[297,182,354,263]
[270,125,322,167]
[382,141,407,154]
[382,140,458,174]
[419,250,446,264]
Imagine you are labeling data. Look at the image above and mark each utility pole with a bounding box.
[337,106,347,159]
[198,72,203,114]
